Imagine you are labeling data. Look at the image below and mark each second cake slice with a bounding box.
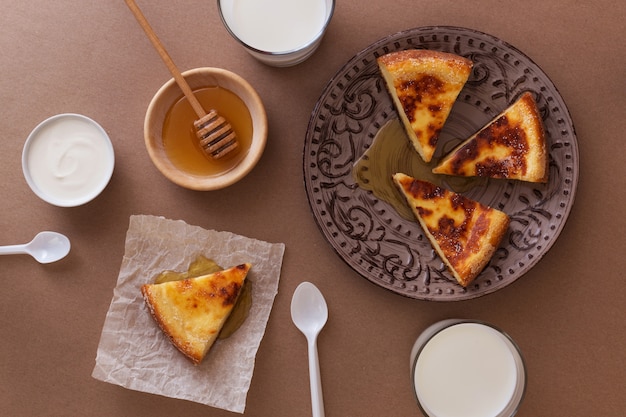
[432,92,548,183]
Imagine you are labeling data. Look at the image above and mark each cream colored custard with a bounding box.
[23,114,114,207]
[412,322,525,417]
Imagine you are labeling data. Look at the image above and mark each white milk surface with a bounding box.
[228,0,326,52]
[414,323,517,417]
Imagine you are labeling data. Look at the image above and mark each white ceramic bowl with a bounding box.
[22,113,115,207]
[217,0,335,67]
[144,67,267,191]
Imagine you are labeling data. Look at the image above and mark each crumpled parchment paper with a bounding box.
[92,215,285,413]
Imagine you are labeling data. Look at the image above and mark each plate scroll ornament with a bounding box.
[303,26,579,301]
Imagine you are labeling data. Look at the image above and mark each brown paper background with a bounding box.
[1,1,624,416]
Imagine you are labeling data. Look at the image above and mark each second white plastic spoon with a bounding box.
[291,281,328,417]
[0,231,70,263]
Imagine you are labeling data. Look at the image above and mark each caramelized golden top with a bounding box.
[142,263,251,364]
[393,173,509,286]
[433,92,548,182]
[377,50,473,162]
[396,176,484,264]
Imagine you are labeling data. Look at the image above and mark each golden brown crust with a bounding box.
[377,50,473,77]
[432,92,548,183]
[377,50,473,162]
[392,173,509,287]
[141,263,251,365]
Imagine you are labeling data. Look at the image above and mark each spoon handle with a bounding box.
[0,244,27,256]
[308,338,325,417]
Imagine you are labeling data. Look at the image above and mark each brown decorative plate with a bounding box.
[303,26,579,301]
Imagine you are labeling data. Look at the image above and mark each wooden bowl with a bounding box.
[144,67,267,190]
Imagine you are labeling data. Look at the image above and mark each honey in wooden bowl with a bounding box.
[144,67,267,191]
[163,86,253,177]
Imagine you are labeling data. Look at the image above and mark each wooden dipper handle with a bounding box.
[124,0,206,118]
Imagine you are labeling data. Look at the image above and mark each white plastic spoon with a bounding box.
[0,231,70,263]
[291,281,328,417]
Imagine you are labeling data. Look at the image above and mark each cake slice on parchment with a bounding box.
[377,50,473,162]
[393,173,509,287]
[432,92,548,183]
[141,263,251,365]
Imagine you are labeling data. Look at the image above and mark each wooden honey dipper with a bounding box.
[125,0,238,159]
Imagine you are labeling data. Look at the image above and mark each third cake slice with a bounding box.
[432,92,548,182]
[141,263,251,365]
[393,173,509,287]
[377,50,473,162]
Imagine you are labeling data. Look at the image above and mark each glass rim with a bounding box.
[410,319,527,417]
[216,0,336,56]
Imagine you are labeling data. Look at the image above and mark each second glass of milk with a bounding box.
[410,319,526,417]
[218,0,335,67]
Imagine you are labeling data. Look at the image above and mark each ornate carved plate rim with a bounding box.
[303,26,579,301]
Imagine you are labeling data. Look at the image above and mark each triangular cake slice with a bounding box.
[377,50,473,162]
[392,173,509,287]
[141,263,251,365]
[432,92,548,182]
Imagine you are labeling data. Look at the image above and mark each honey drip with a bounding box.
[153,255,252,340]
[352,119,481,221]
[162,86,253,176]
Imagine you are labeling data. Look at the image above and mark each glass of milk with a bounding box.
[410,319,526,417]
[217,0,335,67]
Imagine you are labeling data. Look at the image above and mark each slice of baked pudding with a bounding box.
[393,173,509,287]
[377,50,473,162]
[432,92,548,183]
[141,263,251,365]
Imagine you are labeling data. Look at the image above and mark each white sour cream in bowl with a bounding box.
[22,114,115,207]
